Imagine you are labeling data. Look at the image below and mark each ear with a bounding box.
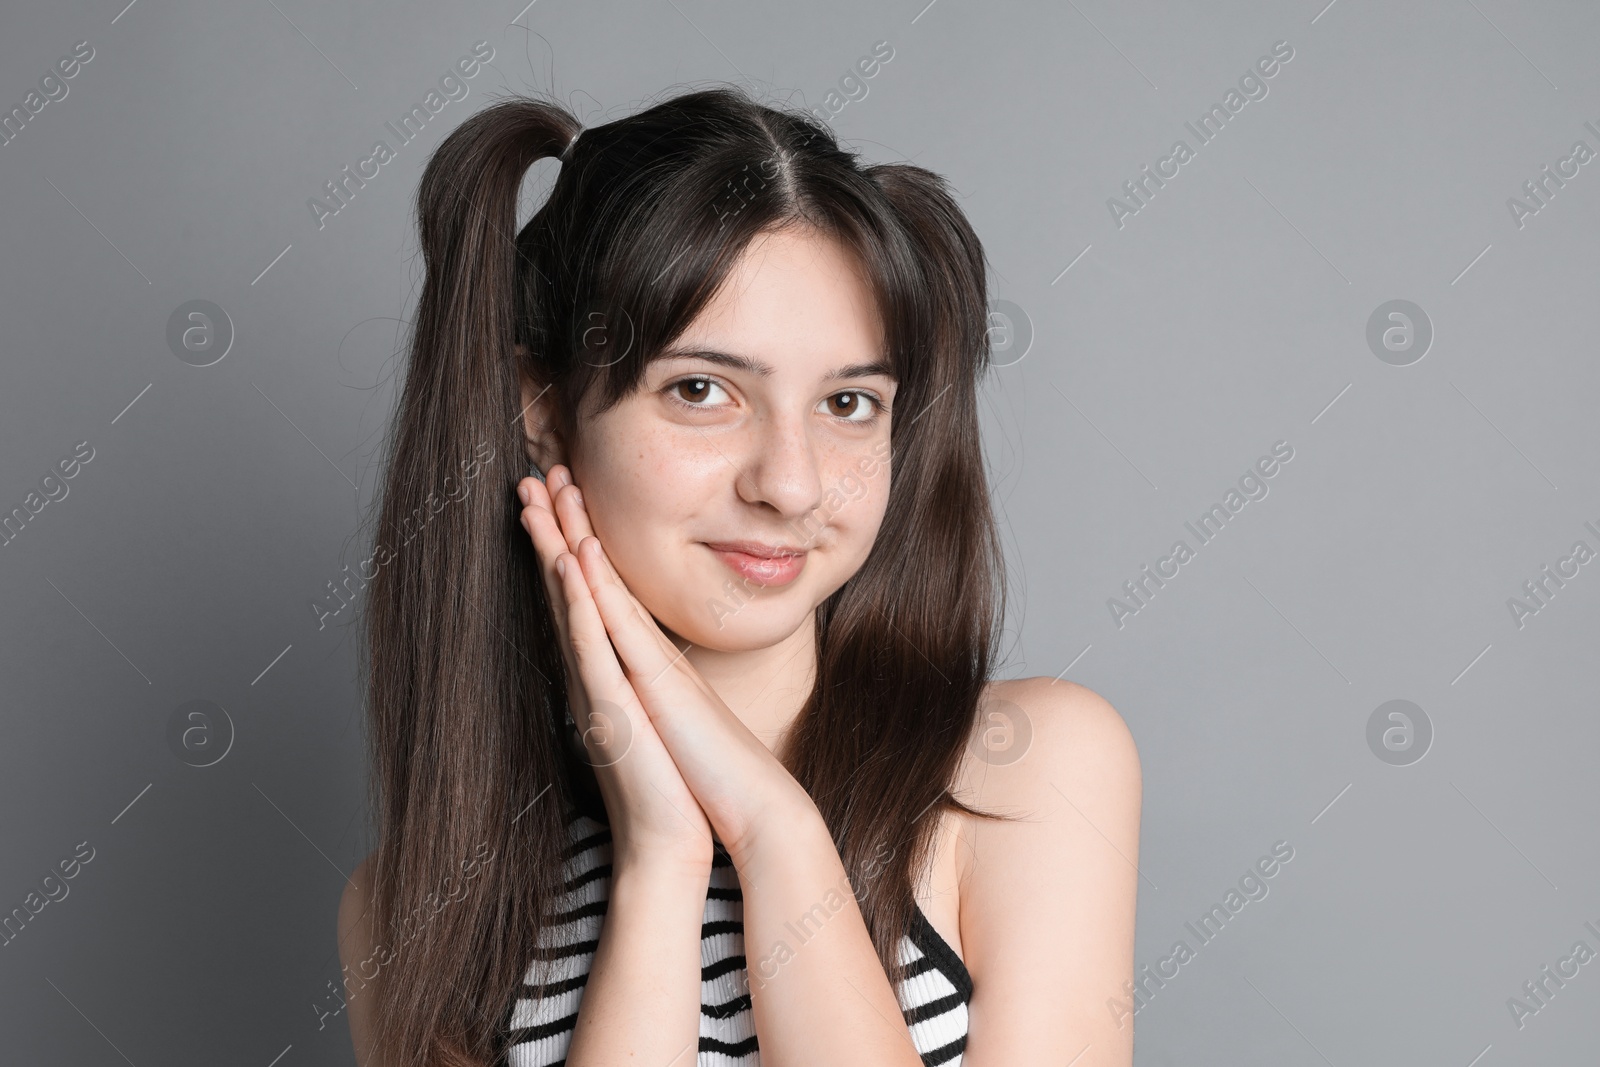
[516,352,566,473]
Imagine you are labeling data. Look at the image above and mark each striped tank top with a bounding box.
[498,808,972,1066]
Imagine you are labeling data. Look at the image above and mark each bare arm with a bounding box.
[734,806,926,1067]
[564,850,711,1065]
[959,678,1143,1066]
[339,850,712,1066]
[337,858,380,1067]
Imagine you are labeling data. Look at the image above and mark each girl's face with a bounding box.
[526,225,897,652]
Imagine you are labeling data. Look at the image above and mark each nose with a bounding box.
[735,407,824,520]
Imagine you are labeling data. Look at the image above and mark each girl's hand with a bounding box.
[523,465,814,871]
[518,469,714,876]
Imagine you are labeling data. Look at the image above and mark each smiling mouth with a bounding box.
[701,541,808,587]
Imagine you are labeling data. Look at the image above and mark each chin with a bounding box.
[620,542,864,653]
[656,593,816,653]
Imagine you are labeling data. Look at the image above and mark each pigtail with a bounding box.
[360,98,582,1067]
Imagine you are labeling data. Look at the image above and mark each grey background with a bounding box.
[2,0,1597,1063]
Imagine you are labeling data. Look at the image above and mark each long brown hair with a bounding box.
[356,85,1011,1067]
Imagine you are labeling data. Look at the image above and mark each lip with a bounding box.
[702,541,808,587]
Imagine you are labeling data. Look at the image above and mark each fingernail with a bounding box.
[571,487,583,506]
[517,483,530,505]
[556,557,567,578]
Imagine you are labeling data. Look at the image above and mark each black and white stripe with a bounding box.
[500,810,971,1066]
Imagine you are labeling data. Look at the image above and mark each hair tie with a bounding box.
[559,128,582,162]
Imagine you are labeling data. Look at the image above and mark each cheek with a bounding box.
[574,423,725,573]
[820,454,892,558]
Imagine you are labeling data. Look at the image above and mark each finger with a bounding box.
[571,532,684,663]
[519,471,557,514]
[550,480,596,555]
[605,543,685,662]
[517,493,564,593]
[517,477,570,591]
[523,507,582,641]
[553,548,642,726]
[518,490,585,695]
[520,476,579,577]
[521,480,675,711]
[575,536,687,687]
[542,463,582,549]
[540,474,676,663]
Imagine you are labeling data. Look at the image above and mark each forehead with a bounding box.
[668,226,886,369]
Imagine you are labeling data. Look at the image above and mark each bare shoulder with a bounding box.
[951,677,1143,1062]
[952,676,1142,809]
[337,853,380,1067]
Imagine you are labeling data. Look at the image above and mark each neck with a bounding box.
[679,617,817,760]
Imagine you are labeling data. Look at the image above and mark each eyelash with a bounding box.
[663,375,888,424]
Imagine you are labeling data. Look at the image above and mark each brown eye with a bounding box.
[669,377,729,406]
[823,391,878,422]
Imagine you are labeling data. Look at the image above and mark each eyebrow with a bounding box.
[657,348,895,382]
